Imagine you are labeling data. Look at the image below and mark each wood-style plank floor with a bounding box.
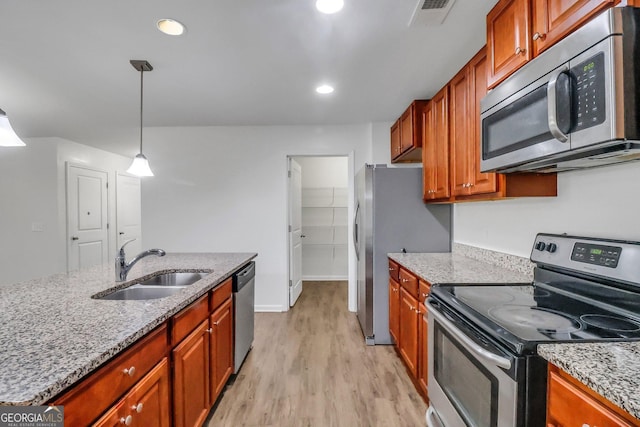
[206,281,427,427]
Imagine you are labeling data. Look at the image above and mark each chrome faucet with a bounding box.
[115,239,166,282]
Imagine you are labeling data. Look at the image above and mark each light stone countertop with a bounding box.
[387,252,533,285]
[0,252,256,406]
[538,342,640,420]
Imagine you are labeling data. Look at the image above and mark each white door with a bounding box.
[289,158,303,307]
[66,164,109,271]
[116,173,142,256]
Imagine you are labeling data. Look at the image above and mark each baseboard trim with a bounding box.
[255,304,286,312]
[303,275,348,281]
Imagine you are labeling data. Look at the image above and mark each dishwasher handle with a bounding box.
[234,262,255,291]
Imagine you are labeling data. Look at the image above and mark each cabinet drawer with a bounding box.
[388,260,400,282]
[53,324,168,427]
[547,366,637,427]
[210,277,232,312]
[418,280,431,304]
[171,294,209,346]
[399,268,418,298]
[92,358,170,427]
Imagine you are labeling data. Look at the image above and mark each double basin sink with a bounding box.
[97,272,209,300]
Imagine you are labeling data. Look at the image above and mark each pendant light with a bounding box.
[0,108,26,147]
[127,60,154,177]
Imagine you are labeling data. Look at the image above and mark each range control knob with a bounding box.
[547,243,557,253]
[535,241,547,251]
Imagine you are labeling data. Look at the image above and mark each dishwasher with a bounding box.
[233,262,255,374]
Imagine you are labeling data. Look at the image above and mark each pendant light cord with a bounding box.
[139,69,144,154]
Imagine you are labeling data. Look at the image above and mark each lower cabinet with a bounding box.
[389,259,431,402]
[210,297,234,404]
[94,358,170,427]
[547,364,639,427]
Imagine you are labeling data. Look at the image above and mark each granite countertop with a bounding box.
[0,252,256,406]
[387,252,532,284]
[538,342,640,420]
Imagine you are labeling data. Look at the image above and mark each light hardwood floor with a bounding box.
[206,281,427,427]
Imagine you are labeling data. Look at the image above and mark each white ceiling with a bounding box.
[0,0,498,156]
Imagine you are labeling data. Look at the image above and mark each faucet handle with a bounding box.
[119,238,137,256]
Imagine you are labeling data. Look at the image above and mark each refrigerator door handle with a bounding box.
[353,201,360,260]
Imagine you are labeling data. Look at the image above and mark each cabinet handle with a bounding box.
[422,293,428,298]
[401,278,409,283]
[206,328,213,334]
[532,32,546,41]
[120,415,133,426]
[213,321,220,326]
[122,366,136,377]
[389,267,395,271]
[132,403,143,413]
[515,46,525,55]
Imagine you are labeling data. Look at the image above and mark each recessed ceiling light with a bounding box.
[316,84,335,94]
[315,0,344,14]
[156,19,186,36]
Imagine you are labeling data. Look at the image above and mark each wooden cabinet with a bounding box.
[391,100,428,163]
[547,364,639,426]
[93,358,170,427]
[209,297,234,403]
[389,278,400,344]
[52,325,168,427]
[487,0,618,88]
[423,87,450,201]
[417,300,428,398]
[423,46,558,204]
[398,286,419,378]
[532,0,617,56]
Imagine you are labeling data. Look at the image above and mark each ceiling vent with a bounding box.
[408,0,457,26]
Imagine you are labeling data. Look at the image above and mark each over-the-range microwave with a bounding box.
[480,7,640,173]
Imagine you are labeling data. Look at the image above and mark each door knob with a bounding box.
[119,232,125,235]
[71,236,79,241]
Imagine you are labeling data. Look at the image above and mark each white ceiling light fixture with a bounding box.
[316,84,335,94]
[315,0,344,14]
[0,108,26,147]
[127,60,154,177]
[156,18,186,36]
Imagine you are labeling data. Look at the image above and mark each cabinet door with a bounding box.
[390,120,401,160]
[399,287,419,378]
[532,0,616,56]
[93,359,170,427]
[210,297,234,405]
[389,279,400,344]
[431,87,450,200]
[417,301,429,398]
[469,47,498,195]
[449,67,472,197]
[173,320,211,427]
[400,105,414,153]
[487,0,531,88]
[422,102,436,200]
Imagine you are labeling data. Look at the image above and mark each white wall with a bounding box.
[297,156,348,188]
[454,162,640,257]
[0,137,133,285]
[140,125,372,312]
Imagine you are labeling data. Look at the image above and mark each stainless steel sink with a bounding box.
[96,271,209,300]
[98,285,185,300]
[137,272,207,287]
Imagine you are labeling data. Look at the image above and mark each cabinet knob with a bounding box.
[213,321,220,326]
[132,403,143,413]
[532,32,546,41]
[120,415,133,426]
[122,366,136,377]
[389,267,395,271]
[515,46,525,55]
[422,293,428,298]
[401,278,409,283]
[206,328,213,334]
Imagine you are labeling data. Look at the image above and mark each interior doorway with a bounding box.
[287,155,350,309]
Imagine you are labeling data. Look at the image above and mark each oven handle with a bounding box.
[428,301,512,370]
[547,64,570,143]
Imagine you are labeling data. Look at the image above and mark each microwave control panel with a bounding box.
[571,52,606,132]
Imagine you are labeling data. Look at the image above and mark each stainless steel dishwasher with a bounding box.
[233,262,255,374]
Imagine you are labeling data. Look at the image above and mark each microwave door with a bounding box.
[480,63,573,173]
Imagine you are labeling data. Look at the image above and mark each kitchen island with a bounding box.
[0,252,256,406]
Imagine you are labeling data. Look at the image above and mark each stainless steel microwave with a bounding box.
[480,7,640,174]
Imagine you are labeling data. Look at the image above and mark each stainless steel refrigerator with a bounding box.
[355,164,451,345]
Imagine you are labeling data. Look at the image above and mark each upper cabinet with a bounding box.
[487,0,619,88]
[423,46,558,204]
[390,100,428,163]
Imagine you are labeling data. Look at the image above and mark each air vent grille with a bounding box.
[421,0,450,10]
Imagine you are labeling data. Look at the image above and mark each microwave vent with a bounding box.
[409,0,457,26]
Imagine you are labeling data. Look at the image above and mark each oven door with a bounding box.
[427,300,519,427]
